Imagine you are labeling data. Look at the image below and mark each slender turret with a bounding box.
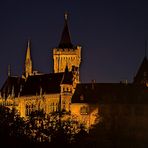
[25,40,32,78]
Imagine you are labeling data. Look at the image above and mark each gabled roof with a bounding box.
[1,76,25,98]
[72,83,148,104]
[21,73,63,96]
[22,71,73,96]
[133,57,148,84]
[58,14,73,48]
[1,71,74,97]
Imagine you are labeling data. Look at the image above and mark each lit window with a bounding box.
[63,101,66,111]
[80,106,89,115]
[56,103,58,111]
[25,104,35,116]
[50,103,54,112]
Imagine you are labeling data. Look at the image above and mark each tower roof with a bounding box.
[58,13,73,48]
[1,71,74,97]
[26,40,31,60]
[133,57,148,84]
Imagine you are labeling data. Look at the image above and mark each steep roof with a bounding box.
[133,57,148,84]
[72,83,148,104]
[21,73,63,96]
[1,71,74,97]
[1,76,25,98]
[58,14,73,48]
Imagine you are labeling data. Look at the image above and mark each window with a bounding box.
[62,101,66,111]
[70,88,72,92]
[63,87,66,92]
[56,103,58,112]
[80,106,89,115]
[63,87,69,92]
[50,103,54,112]
[25,104,35,116]
[26,105,29,116]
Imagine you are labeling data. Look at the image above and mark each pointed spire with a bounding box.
[26,40,31,60]
[25,40,32,77]
[58,12,73,48]
[64,12,68,21]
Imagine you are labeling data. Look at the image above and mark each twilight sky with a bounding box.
[0,0,148,87]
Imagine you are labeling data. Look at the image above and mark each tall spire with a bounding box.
[58,12,73,48]
[25,40,32,78]
[26,40,31,60]
[64,12,68,21]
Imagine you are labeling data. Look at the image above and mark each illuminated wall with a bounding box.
[53,46,81,82]
[71,103,99,128]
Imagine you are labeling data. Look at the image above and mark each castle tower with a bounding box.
[25,40,32,78]
[53,13,81,82]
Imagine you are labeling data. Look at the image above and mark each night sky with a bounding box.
[0,0,148,87]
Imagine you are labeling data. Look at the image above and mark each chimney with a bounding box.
[91,79,96,89]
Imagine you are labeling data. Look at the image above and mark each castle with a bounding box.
[1,13,148,135]
[0,13,96,127]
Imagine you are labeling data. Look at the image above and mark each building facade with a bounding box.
[0,14,79,119]
[1,14,148,133]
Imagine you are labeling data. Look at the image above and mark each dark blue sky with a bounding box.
[0,0,148,87]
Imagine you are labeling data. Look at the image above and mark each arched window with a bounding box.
[50,103,54,112]
[62,101,66,111]
[26,104,29,116]
[56,103,58,112]
[25,104,35,116]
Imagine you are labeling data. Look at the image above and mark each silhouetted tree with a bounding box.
[0,106,90,148]
[0,106,30,147]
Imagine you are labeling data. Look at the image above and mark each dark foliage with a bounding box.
[0,106,87,148]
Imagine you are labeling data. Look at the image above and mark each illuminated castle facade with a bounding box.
[1,14,148,135]
[0,14,97,127]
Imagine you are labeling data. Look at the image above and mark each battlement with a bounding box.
[52,45,81,78]
[53,46,81,55]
